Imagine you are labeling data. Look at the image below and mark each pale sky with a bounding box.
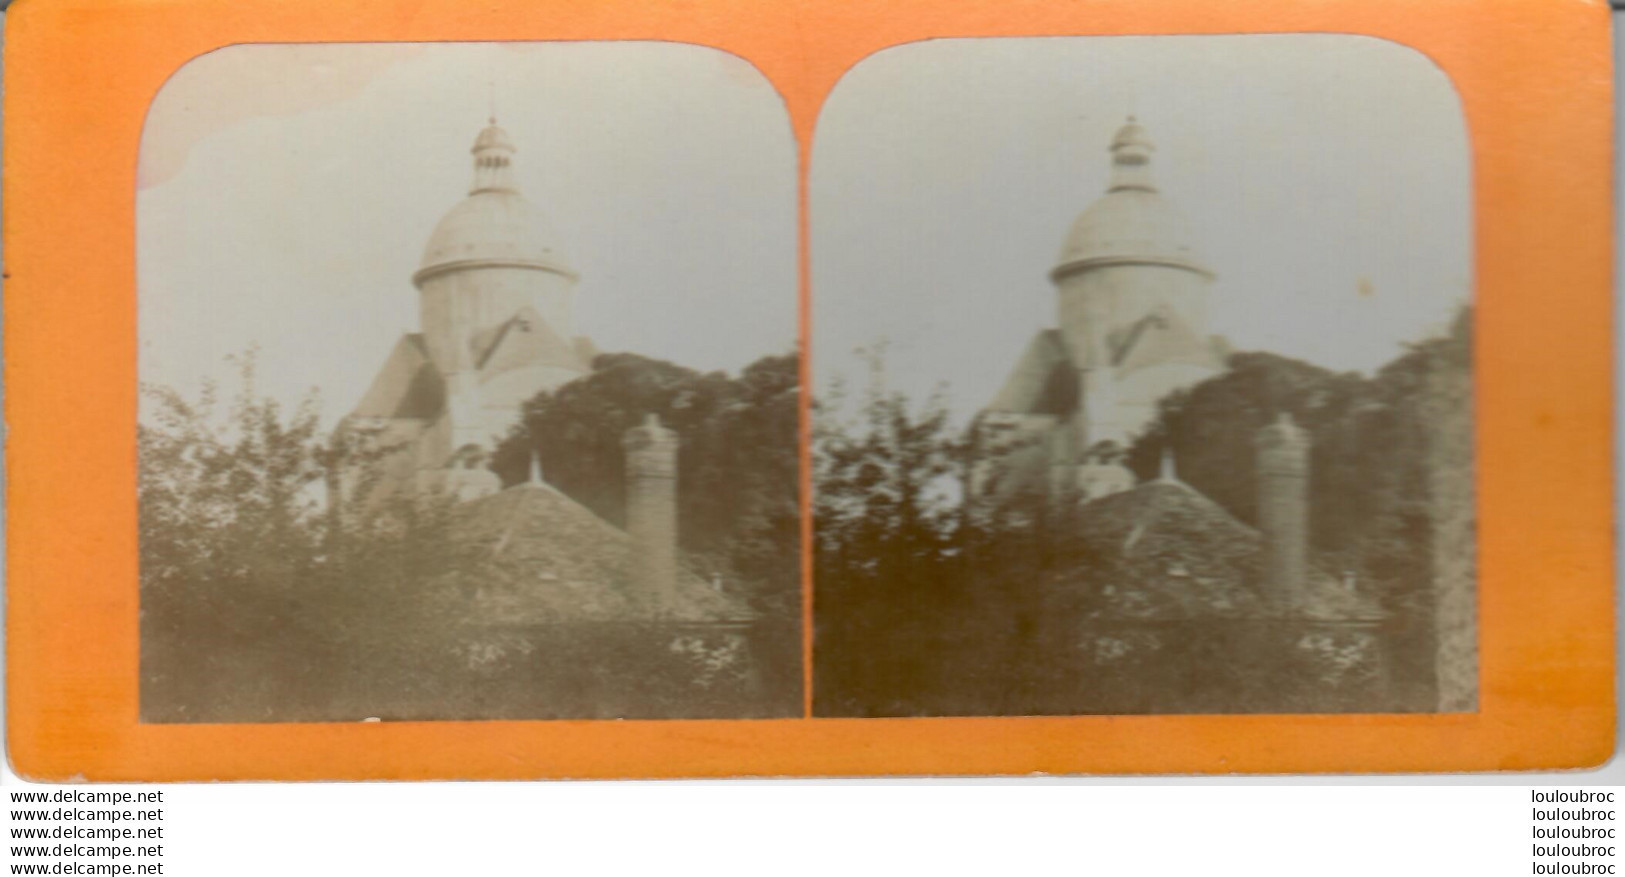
[811,35,1471,425]
[138,42,796,427]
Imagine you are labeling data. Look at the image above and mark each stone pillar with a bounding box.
[623,413,679,601]
[1255,412,1310,613]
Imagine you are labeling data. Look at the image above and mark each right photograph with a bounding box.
[810,35,1474,717]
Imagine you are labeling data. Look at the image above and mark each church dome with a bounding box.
[414,121,576,286]
[1053,119,1211,281]
[416,191,573,283]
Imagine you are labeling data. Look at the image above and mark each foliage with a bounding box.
[490,350,803,711]
[1127,312,1469,592]
[138,353,475,720]
[811,370,960,715]
[139,349,792,722]
[1122,309,1472,707]
[811,358,1085,716]
[812,309,1472,716]
[140,354,329,720]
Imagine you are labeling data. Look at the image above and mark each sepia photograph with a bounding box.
[810,35,1475,717]
[4,2,1619,867]
[136,42,801,722]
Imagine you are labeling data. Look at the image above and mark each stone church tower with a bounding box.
[978,118,1228,502]
[336,119,595,506]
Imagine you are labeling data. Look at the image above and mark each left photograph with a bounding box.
[136,42,801,722]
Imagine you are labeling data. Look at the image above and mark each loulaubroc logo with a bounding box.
[1530,791,1618,875]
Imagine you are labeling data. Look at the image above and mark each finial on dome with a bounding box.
[528,447,543,486]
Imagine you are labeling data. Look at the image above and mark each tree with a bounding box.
[811,368,961,715]
[811,354,1084,716]
[1124,305,1473,708]
[812,308,1474,716]
[1126,310,1472,600]
[139,353,336,720]
[490,349,803,711]
[139,353,475,721]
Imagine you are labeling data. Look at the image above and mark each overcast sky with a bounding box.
[140,37,1469,431]
[811,35,1470,425]
[138,42,796,427]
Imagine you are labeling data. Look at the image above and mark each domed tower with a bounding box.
[1052,118,1221,447]
[414,118,590,452]
[336,118,597,509]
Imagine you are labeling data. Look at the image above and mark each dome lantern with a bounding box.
[1108,116,1156,193]
[470,118,518,194]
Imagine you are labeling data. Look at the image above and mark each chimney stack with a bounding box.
[1255,412,1309,612]
[623,413,679,601]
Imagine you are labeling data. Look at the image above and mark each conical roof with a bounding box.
[1068,480,1264,620]
[1061,479,1381,622]
[441,483,753,626]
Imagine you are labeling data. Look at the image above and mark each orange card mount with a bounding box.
[5,0,1613,780]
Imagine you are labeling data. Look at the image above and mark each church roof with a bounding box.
[349,333,446,420]
[984,330,1076,415]
[417,190,575,284]
[415,122,576,285]
[1066,480,1265,620]
[1053,119,1211,281]
[441,482,754,626]
[1108,306,1221,374]
[346,314,587,430]
[472,306,588,377]
[981,315,1223,422]
[1055,188,1208,280]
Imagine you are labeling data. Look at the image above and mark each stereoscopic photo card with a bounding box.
[134,41,801,725]
[810,35,1474,719]
[4,0,1613,780]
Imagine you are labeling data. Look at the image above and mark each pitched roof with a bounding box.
[441,483,754,626]
[472,306,586,378]
[350,334,446,420]
[985,317,1227,420]
[985,330,1078,415]
[1109,307,1218,374]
